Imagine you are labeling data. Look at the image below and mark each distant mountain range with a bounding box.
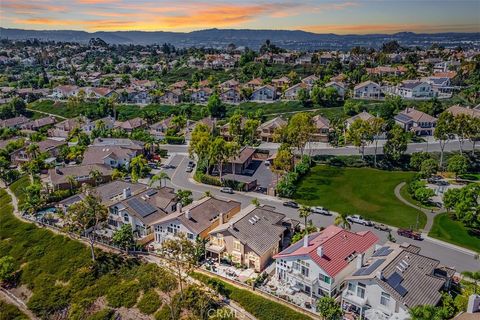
[1,28,479,50]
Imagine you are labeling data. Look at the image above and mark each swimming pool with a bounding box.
[36,207,56,218]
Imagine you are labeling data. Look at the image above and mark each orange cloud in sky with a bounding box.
[2,1,67,13]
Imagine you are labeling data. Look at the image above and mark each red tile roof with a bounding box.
[274,225,378,277]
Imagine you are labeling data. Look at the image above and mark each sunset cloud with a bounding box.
[1,0,478,34]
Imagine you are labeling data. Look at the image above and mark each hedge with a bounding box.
[164,136,185,145]
[137,289,162,315]
[191,272,312,320]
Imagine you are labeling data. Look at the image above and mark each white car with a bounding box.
[311,207,331,215]
[346,215,373,226]
[220,187,234,194]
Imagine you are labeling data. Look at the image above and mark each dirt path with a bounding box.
[26,108,67,120]
[0,288,38,320]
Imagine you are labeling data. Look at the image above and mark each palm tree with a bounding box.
[66,175,77,191]
[89,169,102,187]
[334,212,351,230]
[26,143,40,160]
[149,172,170,188]
[462,270,480,294]
[299,205,311,231]
[204,190,212,198]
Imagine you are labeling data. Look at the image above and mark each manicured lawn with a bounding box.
[429,213,480,252]
[294,166,426,229]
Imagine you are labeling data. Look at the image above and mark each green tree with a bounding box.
[447,154,469,180]
[299,206,311,231]
[297,88,310,105]
[410,152,432,171]
[287,112,314,156]
[63,187,109,261]
[243,118,260,145]
[316,297,342,320]
[443,188,461,212]
[369,117,386,167]
[414,186,435,205]
[334,212,351,230]
[462,270,480,294]
[149,171,170,188]
[207,94,226,118]
[89,169,103,187]
[343,99,362,116]
[112,224,135,252]
[130,154,149,182]
[0,255,15,283]
[346,118,373,160]
[420,158,438,178]
[208,137,230,181]
[21,182,43,215]
[176,189,193,206]
[383,125,408,162]
[189,123,211,160]
[435,112,455,169]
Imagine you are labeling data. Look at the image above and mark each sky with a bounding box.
[1,0,479,34]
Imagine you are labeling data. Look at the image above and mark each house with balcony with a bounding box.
[311,115,331,142]
[11,139,67,165]
[251,85,276,102]
[152,197,241,245]
[284,83,310,100]
[325,81,346,99]
[273,225,378,298]
[394,108,437,136]
[256,117,287,142]
[395,81,434,99]
[341,242,455,320]
[207,205,298,272]
[47,164,112,190]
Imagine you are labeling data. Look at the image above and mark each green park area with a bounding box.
[294,165,426,229]
[429,213,480,252]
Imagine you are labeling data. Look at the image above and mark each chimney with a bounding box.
[316,246,323,257]
[303,235,309,248]
[467,294,480,314]
[219,212,224,224]
[376,270,384,280]
[356,253,364,270]
[123,187,131,199]
[177,202,182,213]
[185,210,191,220]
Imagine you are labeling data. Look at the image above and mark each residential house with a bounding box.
[114,117,147,133]
[190,87,212,103]
[207,205,298,272]
[394,108,437,136]
[52,85,79,99]
[222,146,255,174]
[284,83,310,100]
[251,85,276,102]
[302,75,319,87]
[353,81,381,99]
[257,117,287,142]
[296,54,313,65]
[158,89,182,105]
[219,79,240,91]
[82,138,144,168]
[342,242,455,320]
[20,116,57,131]
[395,81,434,99]
[48,163,112,190]
[311,115,331,142]
[48,116,95,138]
[325,81,346,99]
[219,88,241,104]
[272,76,291,90]
[446,105,480,119]
[108,186,178,240]
[345,111,375,130]
[366,66,407,77]
[244,78,263,90]
[11,139,67,164]
[219,117,246,141]
[0,115,29,129]
[153,197,241,245]
[150,117,173,140]
[170,80,188,91]
[273,225,378,297]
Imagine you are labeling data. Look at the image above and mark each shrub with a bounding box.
[155,305,179,320]
[137,289,162,315]
[164,136,185,145]
[198,173,222,186]
[86,309,116,320]
[192,272,311,320]
[106,280,141,308]
[0,300,29,320]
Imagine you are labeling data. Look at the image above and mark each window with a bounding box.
[233,241,241,251]
[357,283,366,299]
[123,213,129,222]
[187,233,194,240]
[348,282,356,293]
[320,274,331,284]
[380,292,390,306]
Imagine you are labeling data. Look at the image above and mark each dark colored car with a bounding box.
[283,201,299,209]
[397,228,422,240]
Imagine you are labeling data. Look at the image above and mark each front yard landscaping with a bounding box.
[429,213,480,253]
[294,165,427,229]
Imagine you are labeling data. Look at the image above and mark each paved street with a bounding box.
[160,139,478,156]
[159,154,480,272]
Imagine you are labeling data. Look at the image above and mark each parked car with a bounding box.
[397,228,422,240]
[346,215,373,226]
[311,207,331,215]
[264,160,270,166]
[374,223,391,232]
[186,166,193,173]
[220,187,234,194]
[255,186,267,194]
[163,164,176,169]
[188,160,195,168]
[283,201,299,208]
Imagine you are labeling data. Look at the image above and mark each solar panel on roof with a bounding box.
[146,189,156,196]
[352,259,386,276]
[386,272,408,296]
[127,197,156,217]
[396,285,408,297]
[372,247,394,257]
